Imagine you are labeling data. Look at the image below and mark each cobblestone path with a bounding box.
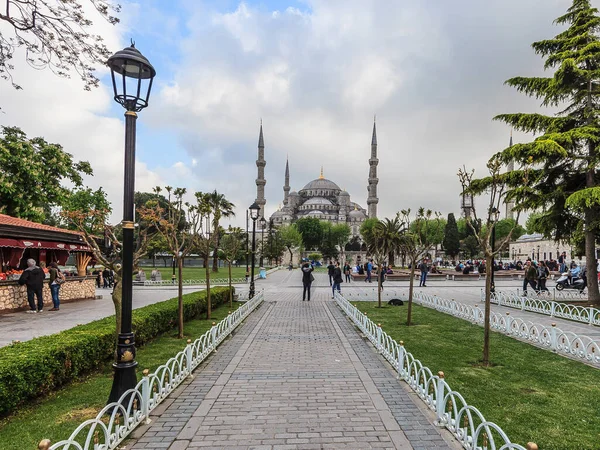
[128,271,459,449]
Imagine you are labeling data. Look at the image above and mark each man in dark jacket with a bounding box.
[327,261,335,286]
[332,262,343,298]
[18,259,46,313]
[301,263,314,301]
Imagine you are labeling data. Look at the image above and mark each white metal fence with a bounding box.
[487,290,600,327]
[335,292,531,450]
[141,267,281,287]
[42,291,265,450]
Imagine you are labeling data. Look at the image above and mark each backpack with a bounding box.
[537,266,548,279]
[55,270,66,285]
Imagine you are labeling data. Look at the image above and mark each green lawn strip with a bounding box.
[0,301,241,450]
[141,266,266,281]
[351,302,600,450]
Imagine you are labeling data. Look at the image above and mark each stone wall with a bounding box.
[0,277,96,313]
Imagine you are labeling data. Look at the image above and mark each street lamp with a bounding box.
[269,219,274,267]
[260,217,266,267]
[249,202,260,298]
[245,210,249,282]
[106,43,156,405]
[490,207,500,293]
[537,245,540,262]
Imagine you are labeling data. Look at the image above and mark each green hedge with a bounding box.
[0,287,233,417]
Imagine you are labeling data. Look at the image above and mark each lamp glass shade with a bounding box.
[249,202,260,220]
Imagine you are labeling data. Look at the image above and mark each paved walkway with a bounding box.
[128,271,460,449]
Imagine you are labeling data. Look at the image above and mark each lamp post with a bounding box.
[490,207,499,294]
[269,219,273,266]
[260,217,266,267]
[249,202,260,298]
[106,43,156,405]
[245,210,249,282]
[537,245,540,262]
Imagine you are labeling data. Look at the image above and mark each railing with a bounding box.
[335,292,532,450]
[487,290,600,327]
[413,292,600,367]
[41,291,265,450]
[141,267,281,287]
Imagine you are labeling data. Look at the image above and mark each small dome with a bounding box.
[307,210,324,216]
[349,209,366,219]
[289,191,299,197]
[271,210,284,218]
[304,197,332,206]
[339,190,350,197]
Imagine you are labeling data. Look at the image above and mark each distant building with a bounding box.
[509,233,577,263]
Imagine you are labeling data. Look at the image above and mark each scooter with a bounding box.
[555,272,586,292]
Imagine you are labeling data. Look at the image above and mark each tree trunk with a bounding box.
[111,277,122,342]
[288,248,293,265]
[212,247,219,273]
[406,260,416,326]
[482,254,493,365]
[205,249,212,320]
[228,260,233,308]
[585,82,599,304]
[178,256,184,339]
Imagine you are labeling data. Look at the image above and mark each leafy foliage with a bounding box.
[278,224,303,265]
[443,213,460,258]
[0,0,120,90]
[0,287,233,417]
[295,217,323,250]
[0,126,93,222]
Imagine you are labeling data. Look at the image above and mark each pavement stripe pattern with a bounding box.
[129,276,458,450]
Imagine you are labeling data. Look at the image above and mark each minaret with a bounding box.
[367,119,379,218]
[283,157,290,206]
[505,130,515,220]
[255,122,266,223]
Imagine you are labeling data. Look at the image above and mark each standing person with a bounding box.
[379,263,387,291]
[558,252,566,273]
[332,262,343,298]
[18,259,46,313]
[365,259,373,283]
[537,261,549,292]
[102,267,110,288]
[419,259,429,287]
[301,262,314,301]
[523,260,538,294]
[343,262,351,283]
[48,262,64,311]
[327,261,335,286]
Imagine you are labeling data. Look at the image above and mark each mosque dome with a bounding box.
[307,210,324,216]
[289,191,299,197]
[304,197,332,206]
[339,190,350,197]
[301,178,341,192]
[349,208,366,219]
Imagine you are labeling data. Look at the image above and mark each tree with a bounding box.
[263,229,286,266]
[320,221,338,260]
[365,217,403,307]
[295,217,323,250]
[461,235,481,258]
[330,223,351,263]
[206,190,235,273]
[494,219,526,253]
[494,0,600,303]
[443,213,460,259]
[0,0,120,91]
[58,187,111,233]
[279,224,303,265]
[308,252,322,262]
[525,211,545,235]
[0,126,92,222]
[359,218,379,245]
[62,207,153,335]
[220,226,244,308]
[459,162,524,366]
[398,208,444,326]
[138,187,200,338]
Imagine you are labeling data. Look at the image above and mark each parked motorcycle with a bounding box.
[555,272,586,292]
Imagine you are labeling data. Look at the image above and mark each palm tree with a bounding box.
[206,190,235,273]
[366,217,404,307]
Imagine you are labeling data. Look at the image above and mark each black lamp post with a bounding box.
[490,207,499,293]
[269,219,273,266]
[245,210,249,281]
[537,245,540,262]
[249,202,260,298]
[106,43,156,405]
[260,217,266,267]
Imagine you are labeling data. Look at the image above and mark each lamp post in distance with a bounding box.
[106,42,156,405]
[248,202,260,298]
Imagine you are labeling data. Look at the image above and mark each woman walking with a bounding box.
[48,262,63,311]
[343,262,351,283]
[537,260,549,292]
[301,262,314,301]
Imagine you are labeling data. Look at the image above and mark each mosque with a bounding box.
[253,122,380,237]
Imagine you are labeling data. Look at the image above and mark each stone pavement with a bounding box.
[127,270,460,450]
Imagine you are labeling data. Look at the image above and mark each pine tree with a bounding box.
[443,213,460,259]
[495,0,600,303]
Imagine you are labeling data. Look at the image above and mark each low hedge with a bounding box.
[0,287,233,417]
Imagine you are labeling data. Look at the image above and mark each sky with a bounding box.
[0,0,584,228]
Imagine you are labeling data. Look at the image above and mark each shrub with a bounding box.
[0,287,232,417]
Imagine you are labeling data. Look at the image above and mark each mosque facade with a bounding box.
[253,122,380,237]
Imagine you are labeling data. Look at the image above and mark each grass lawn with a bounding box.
[140,266,270,281]
[351,302,600,450]
[0,301,241,450]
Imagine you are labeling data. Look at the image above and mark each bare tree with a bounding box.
[458,160,524,366]
[0,0,120,90]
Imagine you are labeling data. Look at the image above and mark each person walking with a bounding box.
[365,259,373,283]
[102,268,110,288]
[419,259,429,287]
[523,260,538,294]
[327,261,335,286]
[537,260,549,292]
[301,262,314,301]
[379,263,387,291]
[48,262,64,311]
[343,262,351,283]
[332,262,343,298]
[18,259,46,313]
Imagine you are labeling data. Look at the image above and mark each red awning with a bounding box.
[0,238,91,252]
